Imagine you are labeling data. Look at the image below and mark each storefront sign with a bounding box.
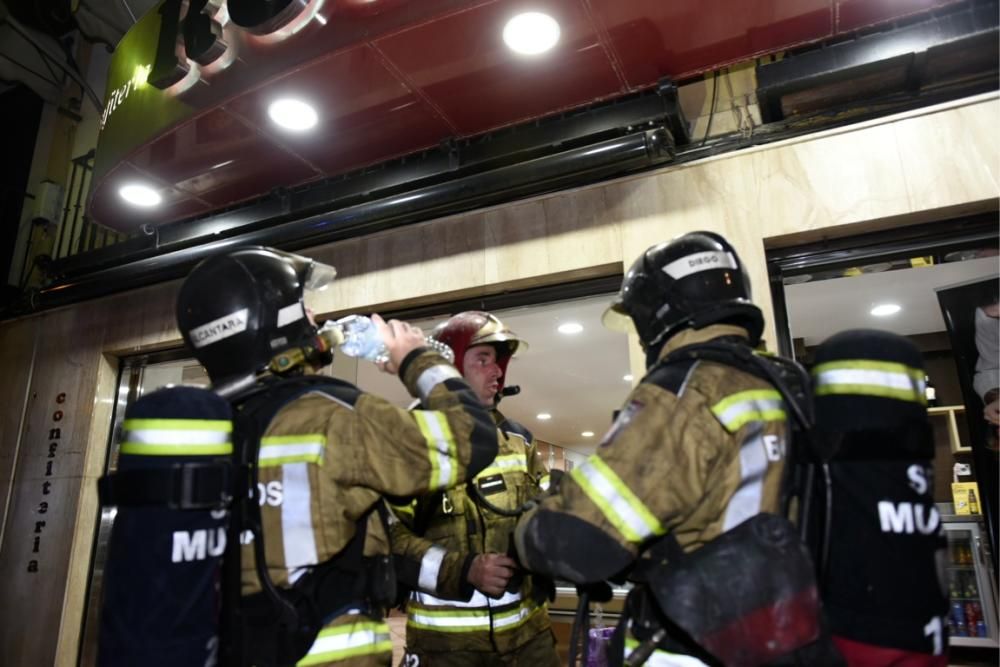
[26,392,66,573]
[148,0,319,93]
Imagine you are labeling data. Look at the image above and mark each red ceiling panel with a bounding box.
[835,0,965,33]
[129,108,320,205]
[91,0,965,232]
[90,163,211,231]
[373,0,625,135]
[590,0,833,86]
[224,44,455,175]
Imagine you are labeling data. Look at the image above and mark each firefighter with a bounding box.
[390,311,559,667]
[810,329,949,665]
[513,232,812,666]
[97,247,499,667]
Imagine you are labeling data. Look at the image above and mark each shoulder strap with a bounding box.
[646,340,821,539]
[220,374,364,667]
[651,339,813,432]
[223,376,380,665]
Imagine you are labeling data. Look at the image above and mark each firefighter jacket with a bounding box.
[243,348,499,666]
[514,324,791,665]
[390,409,553,655]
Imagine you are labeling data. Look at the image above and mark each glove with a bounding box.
[531,574,557,604]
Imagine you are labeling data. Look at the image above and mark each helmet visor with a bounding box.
[601,301,636,335]
[304,261,337,291]
[300,259,337,321]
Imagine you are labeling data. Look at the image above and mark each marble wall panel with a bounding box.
[893,99,999,214]
[0,318,38,551]
[484,187,622,286]
[0,303,114,666]
[746,117,913,236]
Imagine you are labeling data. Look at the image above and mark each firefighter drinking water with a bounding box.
[97,247,499,667]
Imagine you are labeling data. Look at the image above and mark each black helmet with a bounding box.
[603,231,763,351]
[176,246,337,388]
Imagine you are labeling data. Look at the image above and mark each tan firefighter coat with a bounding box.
[390,409,555,656]
[515,324,791,665]
[242,349,498,666]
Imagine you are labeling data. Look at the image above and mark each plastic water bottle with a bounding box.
[337,315,388,362]
[319,315,455,364]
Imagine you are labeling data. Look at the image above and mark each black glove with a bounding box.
[531,573,557,604]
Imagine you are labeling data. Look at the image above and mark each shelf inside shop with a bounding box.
[950,636,998,648]
[927,405,969,453]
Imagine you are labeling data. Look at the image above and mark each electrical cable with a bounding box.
[4,16,103,111]
[0,50,60,87]
[119,0,137,24]
[700,70,719,146]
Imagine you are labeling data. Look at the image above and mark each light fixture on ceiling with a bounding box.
[536,412,552,420]
[503,12,560,55]
[581,431,594,437]
[268,98,318,131]
[119,183,162,207]
[870,303,902,316]
[623,374,633,382]
[557,322,583,335]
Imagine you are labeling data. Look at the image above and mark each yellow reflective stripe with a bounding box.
[407,601,541,633]
[474,453,528,479]
[570,455,664,543]
[120,418,232,456]
[710,389,786,433]
[123,418,231,432]
[297,620,391,666]
[812,359,926,404]
[624,638,711,666]
[258,434,325,467]
[414,411,457,490]
[539,474,552,491]
[390,500,416,517]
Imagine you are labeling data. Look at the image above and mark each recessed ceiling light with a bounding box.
[503,12,560,55]
[557,322,583,335]
[623,374,633,382]
[871,303,901,317]
[581,431,594,437]
[119,183,161,207]
[536,412,551,420]
[268,98,318,131]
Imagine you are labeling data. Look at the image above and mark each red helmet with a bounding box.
[431,311,526,393]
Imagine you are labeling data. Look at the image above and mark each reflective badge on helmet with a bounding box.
[600,399,644,448]
[189,308,248,348]
[662,250,737,280]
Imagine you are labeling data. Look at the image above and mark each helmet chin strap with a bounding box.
[267,341,333,377]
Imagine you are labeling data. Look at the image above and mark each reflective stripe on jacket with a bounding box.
[391,410,552,654]
[244,350,498,665]
[514,325,790,662]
